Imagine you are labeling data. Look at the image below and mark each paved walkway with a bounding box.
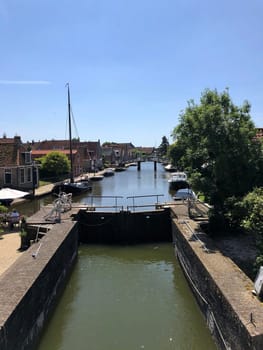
[0,230,22,276]
[0,179,84,276]
[34,183,54,196]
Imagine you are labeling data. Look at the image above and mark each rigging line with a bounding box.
[64,109,68,140]
[64,107,79,140]
[70,106,79,140]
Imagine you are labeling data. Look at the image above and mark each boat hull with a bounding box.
[115,167,126,172]
[169,180,189,191]
[103,168,115,177]
[52,181,92,195]
[89,175,104,181]
[164,164,176,172]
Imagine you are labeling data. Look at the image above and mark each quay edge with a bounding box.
[171,212,263,350]
[0,221,78,350]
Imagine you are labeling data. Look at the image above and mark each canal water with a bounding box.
[18,162,217,350]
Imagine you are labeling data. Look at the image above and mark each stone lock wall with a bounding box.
[172,219,263,350]
[0,221,79,350]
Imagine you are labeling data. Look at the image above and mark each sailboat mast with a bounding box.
[67,84,74,183]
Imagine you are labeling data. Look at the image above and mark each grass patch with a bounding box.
[39,180,52,186]
[198,194,206,202]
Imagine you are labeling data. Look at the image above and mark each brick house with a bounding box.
[31,139,102,176]
[135,147,156,160]
[0,136,38,191]
[77,141,103,172]
[102,142,136,165]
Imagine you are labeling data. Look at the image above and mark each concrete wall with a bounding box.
[0,221,78,350]
[77,208,172,244]
[172,219,263,350]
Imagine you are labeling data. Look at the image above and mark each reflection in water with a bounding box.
[80,163,174,210]
[38,244,217,350]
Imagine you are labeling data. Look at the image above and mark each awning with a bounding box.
[0,188,29,200]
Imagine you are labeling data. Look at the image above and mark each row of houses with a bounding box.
[3,127,261,193]
[0,135,156,192]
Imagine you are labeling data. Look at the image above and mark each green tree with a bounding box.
[239,188,263,270]
[40,151,70,178]
[167,142,185,169]
[241,188,263,239]
[157,136,169,157]
[171,88,263,231]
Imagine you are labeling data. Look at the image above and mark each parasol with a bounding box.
[0,188,29,200]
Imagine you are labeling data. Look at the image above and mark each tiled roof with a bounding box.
[31,149,78,156]
[104,142,135,149]
[32,140,70,150]
[78,141,100,152]
[136,147,155,154]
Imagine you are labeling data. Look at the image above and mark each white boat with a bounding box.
[103,168,115,177]
[173,188,196,201]
[164,164,176,172]
[168,171,189,190]
[89,174,104,181]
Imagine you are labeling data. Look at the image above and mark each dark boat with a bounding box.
[52,180,92,195]
[52,84,92,196]
[115,166,126,172]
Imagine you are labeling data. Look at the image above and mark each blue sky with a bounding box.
[0,0,262,147]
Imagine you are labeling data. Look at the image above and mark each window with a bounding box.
[27,167,32,182]
[4,169,12,184]
[24,152,32,164]
[20,168,25,184]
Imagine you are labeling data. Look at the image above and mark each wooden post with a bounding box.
[137,161,141,171]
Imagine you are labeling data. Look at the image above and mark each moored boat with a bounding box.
[115,166,126,172]
[164,164,176,172]
[89,174,104,181]
[173,188,196,200]
[52,180,92,195]
[103,168,115,177]
[168,171,189,190]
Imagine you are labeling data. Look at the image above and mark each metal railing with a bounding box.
[79,194,165,212]
[82,195,124,212]
[127,194,164,212]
